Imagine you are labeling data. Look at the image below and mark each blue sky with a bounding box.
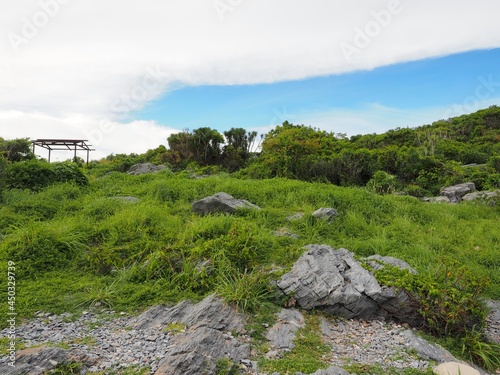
[2,0,500,159]
[135,48,500,136]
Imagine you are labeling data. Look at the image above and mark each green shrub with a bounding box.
[375,261,488,337]
[6,159,55,191]
[5,160,87,191]
[488,155,500,173]
[366,171,397,194]
[2,221,88,278]
[405,184,426,198]
[458,330,500,371]
[51,162,89,186]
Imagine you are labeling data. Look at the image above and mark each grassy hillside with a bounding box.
[1,171,498,318]
[0,107,500,372]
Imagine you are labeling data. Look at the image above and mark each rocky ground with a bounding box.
[1,245,498,375]
[0,298,497,375]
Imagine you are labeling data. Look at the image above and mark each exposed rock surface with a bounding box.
[277,244,422,325]
[365,254,418,274]
[400,330,457,363]
[192,192,261,215]
[462,190,500,204]
[318,317,430,371]
[265,309,305,357]
[312,207,338,222]
[128,163,167,175]
[485,299,500,345]
[439,182,476,203]
[0,295,250,375]
[129,294,250,375]
[434,362,480,375]
[0,347,97,375]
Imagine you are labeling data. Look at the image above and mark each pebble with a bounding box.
[1,307,497,374]
[0,310,170,373]
[321,316,430,371]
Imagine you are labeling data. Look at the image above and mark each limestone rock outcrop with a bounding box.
[276,245,422,325]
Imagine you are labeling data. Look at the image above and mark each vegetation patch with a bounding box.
[258,313,331,374]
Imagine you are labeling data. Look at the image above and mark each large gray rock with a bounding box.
[440,182,476,203]
[277,245,422,325]
[0,346,97,375]
[192,192,261,215]
[462,190,500,204]
[129,295,250,375]
[128,163,167,175]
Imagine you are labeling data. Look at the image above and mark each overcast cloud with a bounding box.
[1,0,500,159]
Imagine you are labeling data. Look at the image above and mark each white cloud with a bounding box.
[1,0,500,156]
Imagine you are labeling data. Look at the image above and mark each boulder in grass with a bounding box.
[127,163,167,175]
[462,190,500,205]
[192,192,261,215]
[439,182,475,203]
[312,207,338,222]
[277,244,422,325]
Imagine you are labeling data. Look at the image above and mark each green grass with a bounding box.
[258,313,331,374]
[0,172,499,371]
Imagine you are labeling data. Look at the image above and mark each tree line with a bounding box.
[1,106,500,197]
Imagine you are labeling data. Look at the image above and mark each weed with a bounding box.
[258,313,331,374]
[215,267,272,313]
[215,358,239,375]
[164,322,186,335]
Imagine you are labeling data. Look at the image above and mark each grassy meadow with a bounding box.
[0,170,499,372]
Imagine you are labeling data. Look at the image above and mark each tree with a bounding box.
[168,130,193,161]
[190,127,224,166]
[221,128,259,171]
[0,137,34,162]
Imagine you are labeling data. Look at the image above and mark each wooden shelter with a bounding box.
[31,139,94,164]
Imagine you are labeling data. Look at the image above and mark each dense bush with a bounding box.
[6,159,55,191]
[0,156,7,201]
[366,171,397,194]
[5,160,88,191]
[1,221,87,278]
